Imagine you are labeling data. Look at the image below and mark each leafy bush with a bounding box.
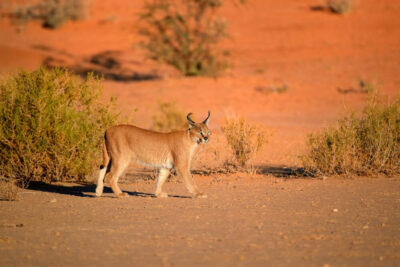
[138,0,231,76]
[302,94,400,176]
[0,67,118,187]
[152,101,187,132]
[12,0,88,29]
[327,0,353,14]
[221,116,267,167]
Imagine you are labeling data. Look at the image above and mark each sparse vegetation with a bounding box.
[221,116,267,168]
[152,101,187,132]
[12,0,88,29]
[255,84,288,94]
[137,0,233,76]
[337,79,379,94]
[302,93,400,176]
[0,67,118,188]
[327,0,354,14]
[192,133,237,174]
[0,178,19,201]
[358,79,378,94]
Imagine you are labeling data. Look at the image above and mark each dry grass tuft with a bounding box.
[0,179,19,201]
[221,116,268,168]
[192,133,237,175]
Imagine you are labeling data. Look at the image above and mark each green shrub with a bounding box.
[0,67,118,187]
[138,0,231,76]
[12,0,88,29]
[327,0,353,14]
[221,116,267,168]
[302,93,400,176]
[152,101,187,132]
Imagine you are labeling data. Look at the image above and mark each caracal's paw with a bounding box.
[194,192,208,199]
[155,192,169,198]
[117,192,129,198]
[95,188,103,197]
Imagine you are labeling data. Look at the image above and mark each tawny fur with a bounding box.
[96,113,211,198]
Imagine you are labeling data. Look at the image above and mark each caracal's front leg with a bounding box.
[154,168,170,198]
[175,162,207,199]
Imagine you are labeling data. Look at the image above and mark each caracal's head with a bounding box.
[187,111,211,144]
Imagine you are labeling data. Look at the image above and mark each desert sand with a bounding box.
[0,0,399,266]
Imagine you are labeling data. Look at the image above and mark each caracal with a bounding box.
[95,112,211,198]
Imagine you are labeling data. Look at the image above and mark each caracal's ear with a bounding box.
[187,112,195,129]
[202,111,211,126]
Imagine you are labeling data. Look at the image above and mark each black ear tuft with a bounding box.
[202,111,211,126]
[187,112,195,128]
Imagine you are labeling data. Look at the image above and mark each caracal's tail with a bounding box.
[95,140,110,197]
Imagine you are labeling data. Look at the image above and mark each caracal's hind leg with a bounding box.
[154,168,170,198]
[107,158,129,198]
[96,142,110,197]
[175,160,207,199]
[95,165,108,197]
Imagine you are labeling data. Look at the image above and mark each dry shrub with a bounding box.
[192,133,235,174]
[138,0,232,76]
[12,0,89,29]
[221,116,267,168]
[152,102,187,132]
[302,93,400,177]
[327,0,354,14]
[0,67,118,187]
[0,179,19,201]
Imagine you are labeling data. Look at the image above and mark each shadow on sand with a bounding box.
[309,5,327,12]
[27,181,190,199]
[32,45,160,82]
[257,165,313,178]
[27,181,97,198]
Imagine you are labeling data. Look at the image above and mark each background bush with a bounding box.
[138,0,231,76]
[327,0,354,14]
[221,116,267,168]
[152,101,187,132]
[12,0,88,29]
[302,93,400,176]
[0,67,118,187]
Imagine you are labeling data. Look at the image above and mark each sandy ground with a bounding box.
[0,0,400,265]
[1,176,400,266]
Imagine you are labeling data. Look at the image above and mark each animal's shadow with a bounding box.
[27,181,100,198]
[27,181,190,199]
